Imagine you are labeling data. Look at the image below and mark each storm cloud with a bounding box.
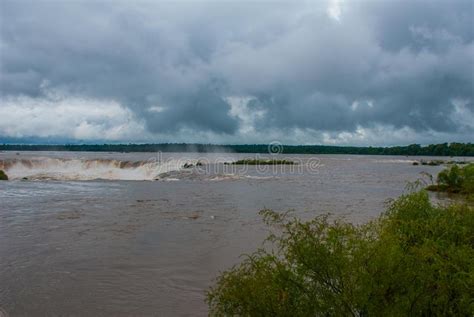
[0,0,473,145]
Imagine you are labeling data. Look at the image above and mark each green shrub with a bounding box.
[207,191,474,316]
[0,170,8,180]
[429,163,474,194]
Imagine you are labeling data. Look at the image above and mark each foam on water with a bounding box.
[0,157,186,181]
[372,159,417,163]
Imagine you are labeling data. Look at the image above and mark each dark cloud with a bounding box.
[0,0,473,144]
[146,87,239,134]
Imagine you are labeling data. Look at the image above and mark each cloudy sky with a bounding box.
[0,0,473,146]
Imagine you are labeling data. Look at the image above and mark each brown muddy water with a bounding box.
[0,151,470,316]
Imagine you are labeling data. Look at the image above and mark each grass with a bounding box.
[229,159,296,165]
[207,190,474,316]
[426,163,474,194]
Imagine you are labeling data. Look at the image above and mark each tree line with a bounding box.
[1,142,473,156]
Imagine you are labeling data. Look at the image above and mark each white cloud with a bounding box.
[148,105,167,113]
[0,90,148,141]
[1,89,471,147]
[451,98,474,129]
[327,0,342,21]
[226,96,266,134]
[318,124,473,146]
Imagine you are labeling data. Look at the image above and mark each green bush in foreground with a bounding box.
[207,191,474,316]
[427,163,474,194]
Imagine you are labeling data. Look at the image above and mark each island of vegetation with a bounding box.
[426,163,474,195]
[0,170,8,180]
[207,190,473,316]
[229,159,296,165]
[412,159,469,166]
[1,142,473,156]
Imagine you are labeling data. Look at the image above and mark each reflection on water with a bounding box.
[0,152,467,316]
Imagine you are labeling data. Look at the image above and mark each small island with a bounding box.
[412,159,469,166]
[0,170,8,180]
[229,159,296,165]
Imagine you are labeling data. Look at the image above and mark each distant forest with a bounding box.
[1,142,473,156]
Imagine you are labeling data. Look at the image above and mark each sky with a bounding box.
[0,0,473,146]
